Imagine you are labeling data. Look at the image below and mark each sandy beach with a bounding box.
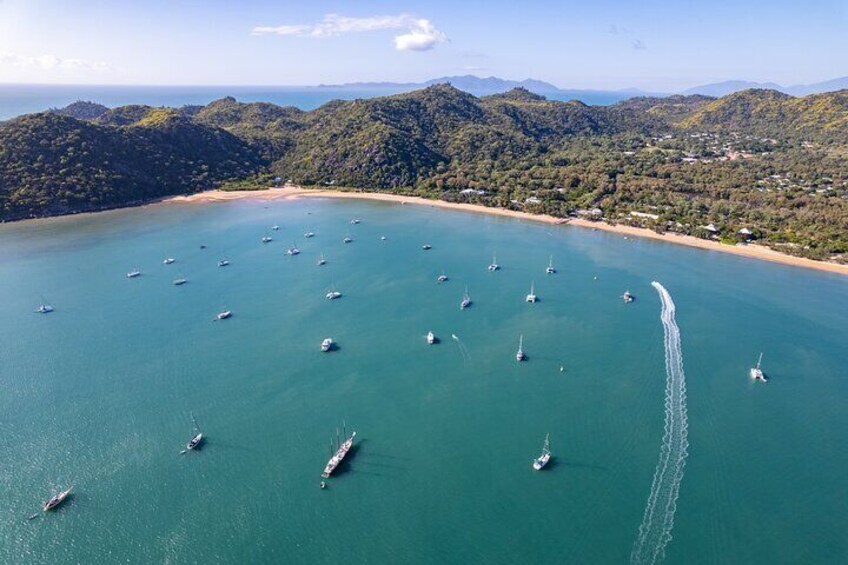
[165,187,848,276]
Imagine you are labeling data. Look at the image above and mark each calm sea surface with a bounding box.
[1,198,846,564]
[0,84,631,121]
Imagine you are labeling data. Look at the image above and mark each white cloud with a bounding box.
[0,51,110,72]
[252,13,448,51]
[393,19,447,52]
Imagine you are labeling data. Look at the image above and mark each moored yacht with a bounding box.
[262,236,273,243]
[163,257,176,265]
[422,244,432,250]
[488,254,500,271]
[36,304,54,314]
[321,338,334,352]
[126,269,141,278]
[287,243,300,256]
[173,277,187,286]
[218,259,230,267]
[326,289,342,300]
[516,335,526,361]
[304,231,315,238]
[271,225,280,231]
[183,413,204,452]
[43,487,72,511]
[460,287,471,310]
[350,218,361,225]
[526,282,537,303]
[437,273,448,282]
[317,253,327,266]
[343,235,353,244]
[532,434,551,470]
[322,426,356,478]
[427,331,435,344]
[750,353,767,382]
[215,310,232,320]
[546,256,555,274]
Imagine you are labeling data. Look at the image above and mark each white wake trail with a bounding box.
[630,282,689,565]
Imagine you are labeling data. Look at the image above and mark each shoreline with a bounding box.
[168,187,842,277]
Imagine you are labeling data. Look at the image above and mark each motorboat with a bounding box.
[36,304,54,314]
[126,269,141,278]
[218,259,230,267]
[422,244,432,250]
[623,291,634,303]
[173,278,187,286]
[163,257,176,265]
[427,331,435,344]
[216,310,232,320]
[321,338,333,352]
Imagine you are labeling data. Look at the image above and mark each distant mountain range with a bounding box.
[684,76,848,97]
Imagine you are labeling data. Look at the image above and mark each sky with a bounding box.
[1,0,847,91]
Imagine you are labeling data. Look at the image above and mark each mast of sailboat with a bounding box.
[519,334,524,353]
[191,412,200,433]
[756,352,763,370]
[548,255,553,268]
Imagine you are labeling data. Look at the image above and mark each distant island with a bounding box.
[1,84,846,263]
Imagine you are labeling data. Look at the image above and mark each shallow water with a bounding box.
[1,198,846,564]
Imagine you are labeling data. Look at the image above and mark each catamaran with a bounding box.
[622,291,634,303]
[460,287,471,310]
[526,282,537,303]
[321,338,333,352]
[317,253,327,266]
[750,353,767,382]
[43,487,72,511]
[322,425,356,478]
[262,235,273,243]
[126,269,141,278]
[218,259,230,267]
[287,243,300,256]
[304,231,315,238]
[488,254,500,271]
[516,335,526,361]
[163,257,176,265]
[343,235,353,244]
[271,225,280,231]
[36,304,54,314]
[533,434,551,470]
[427,331,435,344]
[546,256,555,274]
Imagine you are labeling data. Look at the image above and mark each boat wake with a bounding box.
[630,282,689,565]
[451,334,470,364]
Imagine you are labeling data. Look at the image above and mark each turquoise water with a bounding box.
[1,198,847,564]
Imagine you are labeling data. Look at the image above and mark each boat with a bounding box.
[126,269,141,278]
[43,487,72,512]
[216,310,232,320]
[326,290,342,300]
[317,253,327,266]
[750,353,767,382]
[422,244,432,250]
[437,273,448,282]
[163,257,176,265]
[350,218,361,224]
[532,434,551,470]
[526,282,537,303]
[304,231,315,238]
[322,426,356,478]
[427,331,435,344]
[181,413,204,453]
[381,236,387,241]
[173,278,187,286]
[343,236,353,244]
[546,256,555,275]
[218,259,230,267]
[623,291,634,303]
[321,338,333,352]
[460,287,471,310]
[262,236,273,243]
[488,254,500,272]
[287,243,300,256]
[271,225,280,231]
[36,304,54,314]
[516,335,526,362]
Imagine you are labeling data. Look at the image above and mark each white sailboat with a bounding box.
[437,272,448,282]
[321,338,334,352]
[184,413,203,453]
[460,287,471,310]
[526,282,537,303]
[173,277,187,286]
[488,254,500,271]
[326,279,342,300]
[532,434,551,470]
[218,259,230,267]
[287,242,300,255]
[546,255,555,274]
[317,253,327,266]
[262,235,273,243]
[36,303,54,314]
[304,231,315,238]
[163,257,176,265]
[126,269,141,278]
[516,335,526,361]
[750,353,767,382]
[427,331,435,344]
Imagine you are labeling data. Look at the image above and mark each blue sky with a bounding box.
[1,0,846,90]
